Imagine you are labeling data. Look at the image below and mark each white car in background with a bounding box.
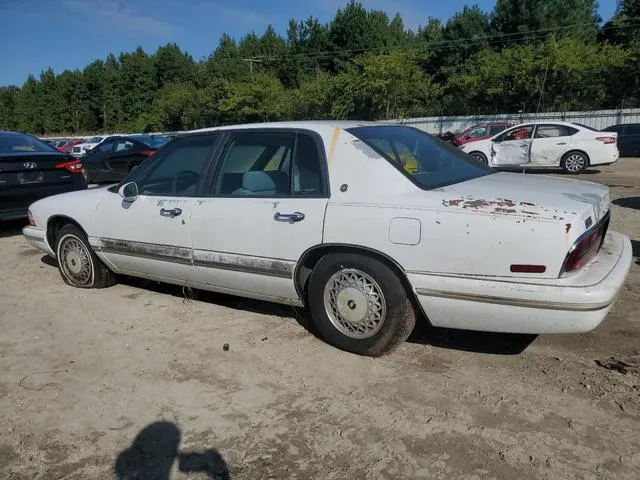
[459,122,619,173]
[71,135,116,157]
[22,121,632,356]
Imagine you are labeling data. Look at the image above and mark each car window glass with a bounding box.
[115,140,135,152]
[534,125,577,138]
[365,137,419,174]
[96,141,114,153]
[496,126,534,142]
[212,132,295,196]
[628,125,640,135]
[467,127,487,137]
[292,133,325,195]
[489,125,508,135]
[129,134,219,197]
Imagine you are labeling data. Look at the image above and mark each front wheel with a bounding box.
[469,151,488,165]
[307,253,416,356]
[561,151,588,174]
[55,225,116,288]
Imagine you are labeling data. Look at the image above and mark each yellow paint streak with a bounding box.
[327,127,341,166]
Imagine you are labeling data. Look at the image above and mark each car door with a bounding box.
[490,125,534,166]
[529,124,578,166]
[94,134,220,283]
[190,129,329,303]
[106,138,148,180]
[83,139,115,182]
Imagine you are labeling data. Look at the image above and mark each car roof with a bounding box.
[191,120,384,134]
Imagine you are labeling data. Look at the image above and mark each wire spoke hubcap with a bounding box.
[60,237,92,285]
[566,154,585,172]
[323,269,387,339]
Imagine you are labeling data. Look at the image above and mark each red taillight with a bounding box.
[562,228,605,273]
[141,149,155,157]
[56,159,84,173]
[595,136,616,144]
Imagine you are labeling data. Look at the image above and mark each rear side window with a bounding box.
[534,125,578,138]
[0,132,58,153]
[467,127,488,137]
[209,131,326,197]
[489,125,509,135]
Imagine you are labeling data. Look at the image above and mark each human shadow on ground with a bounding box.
[115,421,230,480]
[613,197,640,211]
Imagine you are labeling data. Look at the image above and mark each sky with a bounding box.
[0,0,619,87]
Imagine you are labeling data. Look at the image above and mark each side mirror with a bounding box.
[118,182,138,202]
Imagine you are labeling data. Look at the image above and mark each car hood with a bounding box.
[438,172,609,224]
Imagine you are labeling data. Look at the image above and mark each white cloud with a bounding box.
[62,0,176,37]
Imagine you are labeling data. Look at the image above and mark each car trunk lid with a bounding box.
[0,152,76,188]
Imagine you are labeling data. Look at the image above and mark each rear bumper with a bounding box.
[23,226,55,257]
[0,207,29,221]
[410,231,632,334]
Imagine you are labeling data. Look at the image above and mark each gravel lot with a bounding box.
[1,160,639,480]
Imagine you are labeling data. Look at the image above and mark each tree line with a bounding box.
[0,0,639,135]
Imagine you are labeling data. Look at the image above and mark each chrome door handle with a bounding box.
[274,211,305,223]
[160,207,182,218]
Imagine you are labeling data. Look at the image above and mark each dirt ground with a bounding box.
[1,159,639,480]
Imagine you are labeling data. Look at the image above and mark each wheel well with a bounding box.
[294,244,427,321]
[46,216,88,252]
[562,149,590,166]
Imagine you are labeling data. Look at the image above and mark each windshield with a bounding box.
[87,136,103,143]
[347,126,492,189]
[0,132,58,154]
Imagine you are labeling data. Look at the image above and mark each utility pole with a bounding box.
[242,57,263,74]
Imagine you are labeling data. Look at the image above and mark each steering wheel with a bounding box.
[172,170,199,195]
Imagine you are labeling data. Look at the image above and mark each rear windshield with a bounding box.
[0,132,58,154]
[347,125,492,189]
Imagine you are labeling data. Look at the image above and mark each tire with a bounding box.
[307,253,416,356]
[55,224,116,288]
[469,151,488,165]
[561,151,589,174]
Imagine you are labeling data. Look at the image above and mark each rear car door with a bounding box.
[490,125,534,166]
[190,129,329,302]
[106,139,151,180]
[94,134,220,283]
[529,124,578,166]
[83,140,115,182]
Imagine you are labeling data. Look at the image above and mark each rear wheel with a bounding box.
[561,151,588,174]
[469,151,488,165]
[307,253,416,356]
[55,225,116,288]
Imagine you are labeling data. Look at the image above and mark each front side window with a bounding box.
[494,125,534,142]
[96,141,115,153]
[126,134,219,197]
[210,131,326,197]
[348,126,492,190]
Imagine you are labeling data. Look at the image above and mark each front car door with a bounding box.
[190,129,329,304]
[529,124,579,166]
[490,125,534,167]
[94,133,220,283]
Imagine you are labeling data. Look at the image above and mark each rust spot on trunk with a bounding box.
[522,211,539,216]
[565,223,572,233]
[494,207,517,214]
[520,201,536,206]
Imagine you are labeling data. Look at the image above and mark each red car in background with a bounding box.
[56,138,84,153]
[453,122,515,146]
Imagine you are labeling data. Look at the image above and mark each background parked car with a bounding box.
[71,135,115,157]
[56,138,84,153]
[459,121,619,173]
[81,135,156,183]
[0,131,86,221]
[601,123,640,157]
[453,122,515,146]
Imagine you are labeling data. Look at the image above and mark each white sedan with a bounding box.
[459,121,619,173]
[23,121,632,356]
[71,135,116,157]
